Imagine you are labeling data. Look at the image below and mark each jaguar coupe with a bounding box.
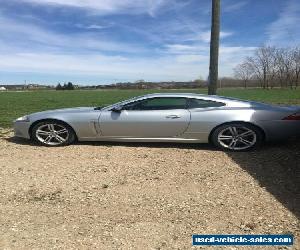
[13,93,300,151]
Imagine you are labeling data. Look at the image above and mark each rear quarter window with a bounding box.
[188,98,225,109]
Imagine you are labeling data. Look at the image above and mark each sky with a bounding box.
[0,0,299,85]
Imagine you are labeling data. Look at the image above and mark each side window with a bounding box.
[122,101,139,110]
[123,97,188,110]
[188,98,225,109]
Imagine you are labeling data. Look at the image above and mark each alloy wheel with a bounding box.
[35,123,69,146]
[217,126,257,151]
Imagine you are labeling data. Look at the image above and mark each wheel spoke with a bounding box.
[48,124,55,132]
[55,134,66,143]
[44,135,53,143]
[233,127,238,135]
[56,128,68,134]
[239,138,252,146]
[219,135,234,140]
[229,126,237,136]
[229,140,237,148]
[36,130,51,136]
[239,130,254,137]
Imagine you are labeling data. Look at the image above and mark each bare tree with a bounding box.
[233,45,300,89]
[234,62,253,88]
[275,48,295,88]
[292,47,300,89]
[237,46,277,89]
[243,56,263,88]
[255,46,277,89]
[274,48,287,88]
[208,0,221,95]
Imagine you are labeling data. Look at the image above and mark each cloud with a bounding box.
[197,31,233,43]
[175,54,209,63]
[164,44,202,54]
[0,0,259,83]
[0,52,206,82]
[163,43,256,75]
[223,1,248,12]
[0,45,256,81]
[0,53,127,73]
[266,0,300,46]
[0,38,257,83]
[19,0,172,16]
[0,16,145,54]
[0,13,250,82]
[202,0,247,14]
[164,40,249,56]
[75,23,113,30]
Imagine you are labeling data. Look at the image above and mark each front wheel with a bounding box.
[211,123,263,151]
[31,120,76,146]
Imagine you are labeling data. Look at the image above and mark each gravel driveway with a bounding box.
[0,129,299,249]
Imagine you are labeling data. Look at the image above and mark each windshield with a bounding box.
[101,95,147,110]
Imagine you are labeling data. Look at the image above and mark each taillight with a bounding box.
[283,113,300,120]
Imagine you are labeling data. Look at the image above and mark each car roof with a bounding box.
[103,92,256,110]
[141,93,252,107]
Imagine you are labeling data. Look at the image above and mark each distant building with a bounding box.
[26,84,48,89]
[0,84,54,90]
[0,85,26,90]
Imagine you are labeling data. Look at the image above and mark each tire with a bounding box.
[31,120,76,147]
[211,123,263,151]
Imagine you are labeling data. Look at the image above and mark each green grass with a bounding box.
[0,88,299,128]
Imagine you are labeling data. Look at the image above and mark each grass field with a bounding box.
[0,88,300,128]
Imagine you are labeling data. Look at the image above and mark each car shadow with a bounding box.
[4,136,300,219]
[4,136,37,146]
[76,140,216,150]
[226,139,300,219]
[4,136,217,150]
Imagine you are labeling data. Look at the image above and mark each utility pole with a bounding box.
[208,0,221,95]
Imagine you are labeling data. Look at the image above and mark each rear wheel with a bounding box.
[211,123,263,151]
[32,120,76,146]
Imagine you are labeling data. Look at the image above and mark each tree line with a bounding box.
[234,46,300,89]
[56,82,75,90]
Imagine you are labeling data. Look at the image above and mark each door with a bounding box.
[99,97,191,137]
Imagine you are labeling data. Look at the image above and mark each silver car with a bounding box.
[13,93,300,151]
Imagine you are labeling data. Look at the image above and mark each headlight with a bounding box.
[15,115,30,122]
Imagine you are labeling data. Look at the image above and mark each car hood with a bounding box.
[29,107,96,116]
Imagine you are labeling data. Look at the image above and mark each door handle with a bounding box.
[166,115,181,119]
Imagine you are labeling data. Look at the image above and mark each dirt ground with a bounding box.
[0,129,299,249]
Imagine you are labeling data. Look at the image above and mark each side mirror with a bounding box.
[111,105,123,112]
